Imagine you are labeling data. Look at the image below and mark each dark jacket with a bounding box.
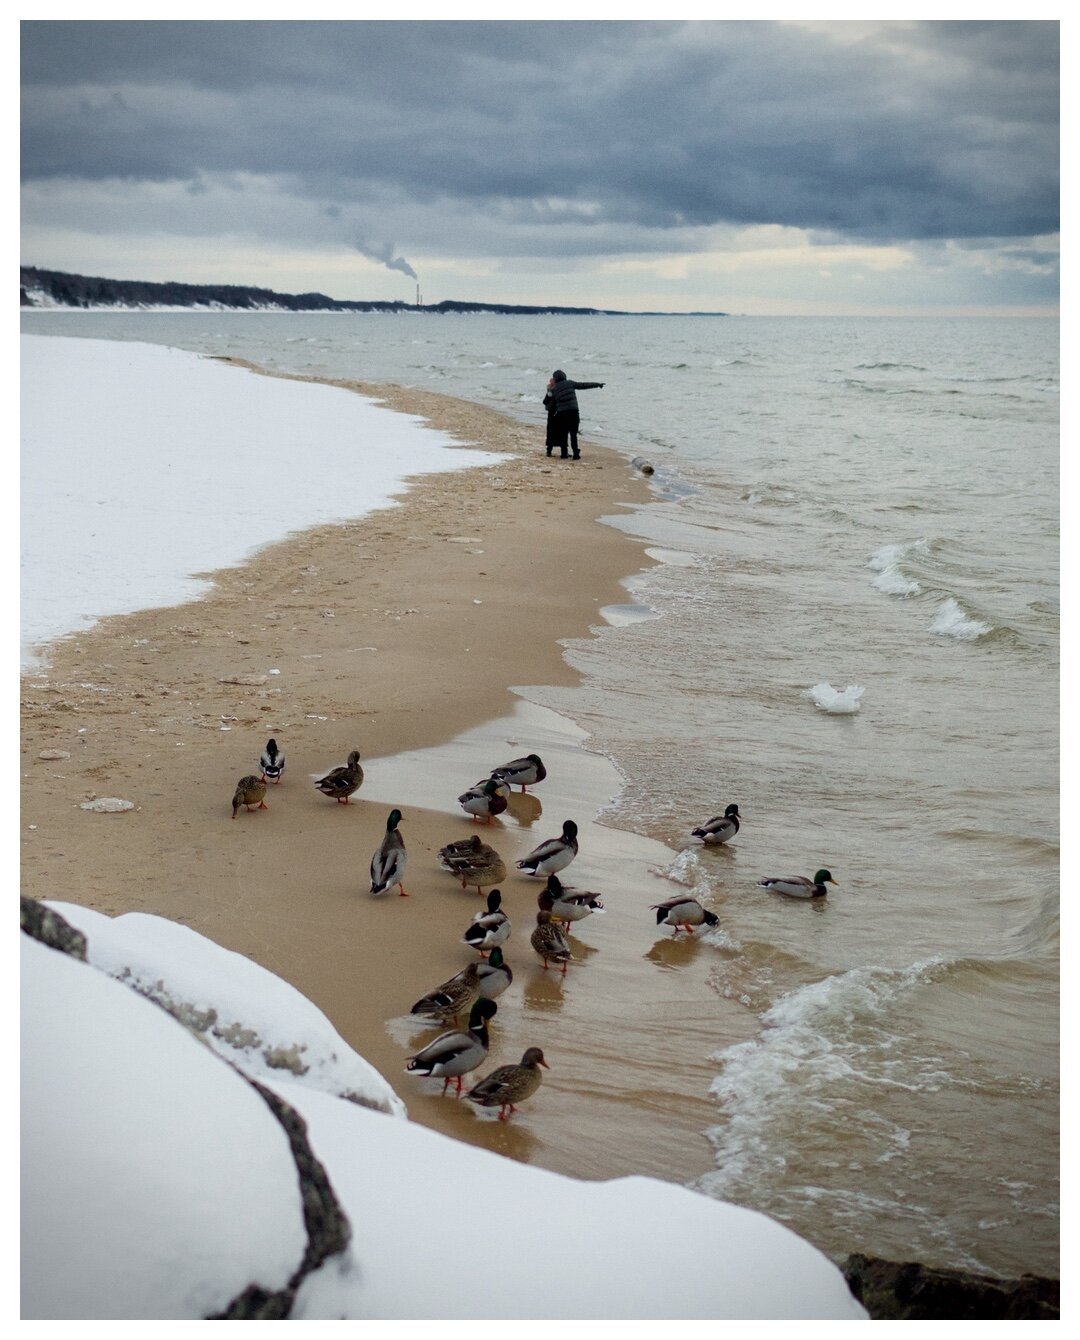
[546,370,604,415]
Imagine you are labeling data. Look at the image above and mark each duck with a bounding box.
[491,753,547,792]
[516,819,579,878]
[370,808,408,896]
[405,999,498,1095]
[443,945,513,1002]
[758,869,837,900]
[462,889,511,956]
[259,738,285,784]
[692,802,741,845]
[314,750,364,804]
[650,895,719,935]
[410,961,481,1025]
[466,1046,549,1120]
[541,873,604,926]
[437,834,508,895]
[458,778,508,825]
[474,946,513,1001]
[530,906,573,973]
[231,775,267,819]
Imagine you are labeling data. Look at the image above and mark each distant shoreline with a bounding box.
[19,264,729,317]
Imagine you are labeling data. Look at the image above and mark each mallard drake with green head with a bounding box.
[370,808,408,896]
[314,750,364,804]
[438,834,508,894]
[516,819,579,877]
[692,803,741,845]
[475,946,513,1000]
[758,869,837,900]
[405,999,498,1095]
[531,905,573,972]
[651,895,719,935]
[410,961,481,1025]
[462,889,511,956]
[445,945,513,1001]
[259,738,285,784]
[542,873,604,926]
[466,1046,549,1120]
[458,778,508,825]
[491,753,547,792]
[231,775,267,819]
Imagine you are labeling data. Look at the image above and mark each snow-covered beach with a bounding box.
[21,334,867,1318]
[20,335,495,664]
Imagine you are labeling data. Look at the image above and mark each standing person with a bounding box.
[545,369,604,460]
[543,376,565,457]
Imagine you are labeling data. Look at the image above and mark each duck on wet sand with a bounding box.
[466,1046,549,1120]
[231,775,267,819]
[410,961,481,1025]
[370,808,408,896]
[531,905,573,973]
[314,750,364,804]
[516,819,579,877]
[650,895,719,936]
[463,889,511,956]
[542,873,604,926]
[438,834,508,895]
[458,778,508,825]
[490,753,547,792]
[405,999,498,1095]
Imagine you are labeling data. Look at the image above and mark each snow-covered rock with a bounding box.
[21,935,310,1319]
[47,901,403,1117]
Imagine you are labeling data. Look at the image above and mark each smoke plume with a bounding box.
[355,237,418,281]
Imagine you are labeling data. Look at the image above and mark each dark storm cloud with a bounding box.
[21,20,1059,249]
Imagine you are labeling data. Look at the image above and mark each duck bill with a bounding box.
[539,1059,550,1069]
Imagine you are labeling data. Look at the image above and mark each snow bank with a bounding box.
[48,900,403,1116]
[22,906,866,1320]
[20,334,498,663]
[21,934,307,1320]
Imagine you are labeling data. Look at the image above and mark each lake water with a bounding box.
[22,309,1059,1277]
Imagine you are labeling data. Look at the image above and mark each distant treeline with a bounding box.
[20,266,727,317]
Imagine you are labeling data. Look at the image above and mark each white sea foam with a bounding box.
[867,540,924,595]
[930,597,992,640]
[808,682,865,713]
[700,959,952,1194]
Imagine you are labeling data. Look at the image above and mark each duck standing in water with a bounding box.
[370,808,408,896]
[458,778,508,825]
[516,819,579,877]
[405,999,498,1096]
[314,750,364,804]
[462,889,511,956]
[650,895,719,936]
[691,803,741,845]
[410,962,481,1026]
[259,738,285,785]
[231,775,267,819]
[466,1046,549,1120]
[530,903,573,973]
[758,869,837,900]
[541,873,604,928]
[491,753,547,792]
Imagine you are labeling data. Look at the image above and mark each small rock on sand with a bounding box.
[80,798,136,813]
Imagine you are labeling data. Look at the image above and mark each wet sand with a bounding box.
[21,366,757,1186]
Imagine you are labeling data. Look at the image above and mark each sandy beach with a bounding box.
[22,365,757,1188]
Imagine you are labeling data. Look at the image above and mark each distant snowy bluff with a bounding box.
[19,265,728,316]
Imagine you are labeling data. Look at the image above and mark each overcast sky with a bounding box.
[20,18,1059,315]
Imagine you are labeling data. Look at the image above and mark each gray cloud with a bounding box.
[20,19,1058,284]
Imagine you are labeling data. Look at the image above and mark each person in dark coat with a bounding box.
[543,369,604,459]
[543,376,566,456]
